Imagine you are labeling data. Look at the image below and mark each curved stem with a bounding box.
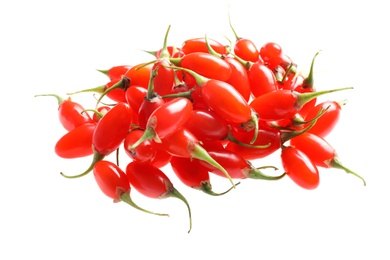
[95,76,130,108]
[226,129,270,149]
[246,166,286,180]
[281,106,329,143]
[191,143,235,189]
[205,34,222,57]
[163,65,209,87]
[228,6,240,40]
[34,93,64,105]
[330,158,366,186]
[200,181,240,196]
[249,110,259,144]
[82,108,103,119]
[166,186,192,234]
[119,191,169,217]
[60,151,105,179]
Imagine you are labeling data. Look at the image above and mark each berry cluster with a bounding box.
[35,22,365,233]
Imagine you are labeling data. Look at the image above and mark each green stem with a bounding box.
[302,50,321,90]
[128,127,156,150]
[96,69,109,76]
[249,110,259,144]
[228,6,240,40]
[191,143,236,189]
[160,89,194,99]
[163,65,209,87]
[246,167,286,180]
[146,66,160,100]
[60,151,105,179]
[67,85,106,95]
[226,129,270,149]
[296,86,353,109]
[159,25,171,60]
[205,34,222,57]
[94,77,130,108]
[34,93,64,105]
[165,186,192,234]
[281,106,329,143]
[119,191,169,217]
[200,181,240,196]
[82,108,103,119]
[330,158,366,186]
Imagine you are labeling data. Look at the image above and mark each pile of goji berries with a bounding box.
[35,23,365,233]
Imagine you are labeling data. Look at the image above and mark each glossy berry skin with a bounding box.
[146,97,193,140]
[170,156,210,189]
[281,146,319,190]
[304,100,343,138]
[152,59,175,96]
[126,161,169,198]
[289,133,335,168]
[123,129,156,163]
[93,160,130,200]
[184,109,229,141]
[99,65,132,81]
[104,79,128,103]
[201,79,251,124]
[248,61,278,98]
[35,94,94,131]
[259,42,292,71]
[179,52,232,82]
[55,123,96,158]
[181,37,227,55]
[224,56,251,101]
[124,63,152,89]
[250,89,300,121]
[58,98,94,131]
[148,142,172,168]
[93,102,133,155]
[59,103,133,179]
[126,161,192,232]
[289,132,366,185]
[137,96,165,130]
[125,85,148,113]
[93,160,169,217]
[159,127,200,158]
[234,38,259,63]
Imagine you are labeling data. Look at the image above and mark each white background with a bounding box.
[1,0,389,259]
